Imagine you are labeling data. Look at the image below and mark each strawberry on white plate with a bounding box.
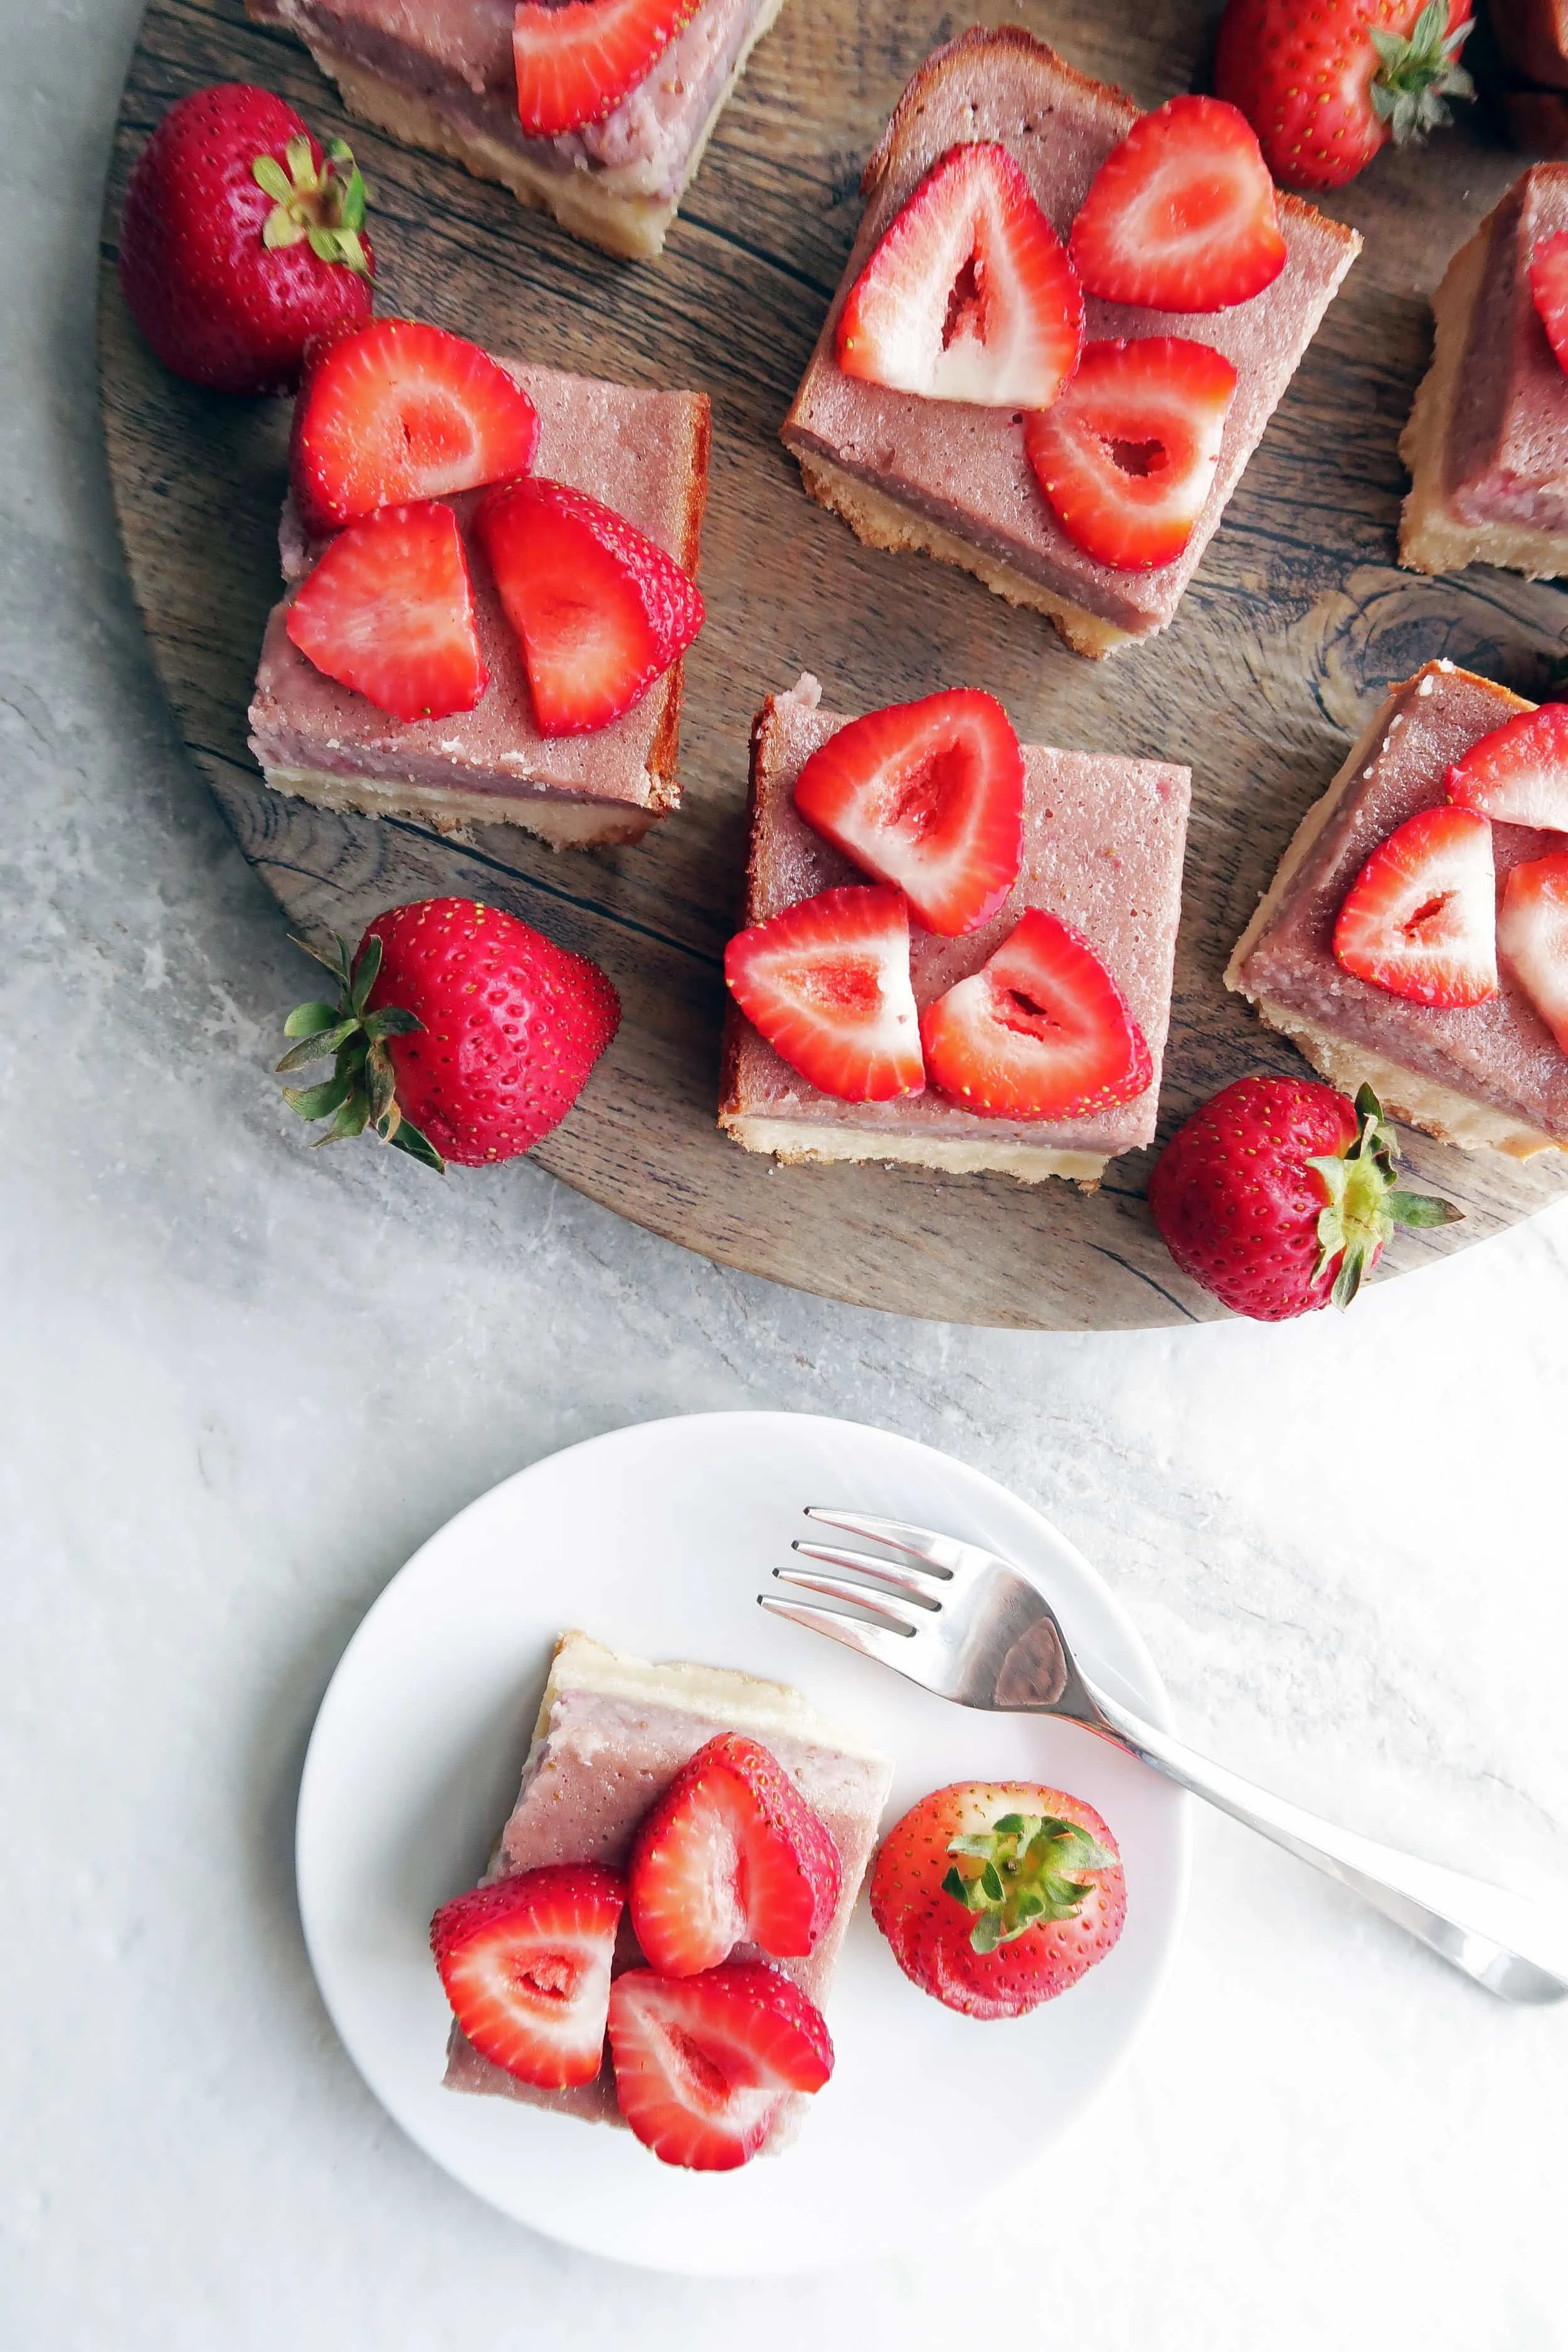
[607,1963,834,2171]
[512,0,697,137]
[724,886,924,1102]
[290,319,541,536]
[1498,850,1568,1052]
[285,501,489,722]
[473,475,704,737]
[1333,804,1498,1006]
[628,1732,844,1978]
[835,142,1083,408]
[1022,336,1237,571]
[430,1864,625,2088]
[792,690,1024,937]
[920,908,1152,1118]
[1446,703,1568,831]
[1069,95,1287,312]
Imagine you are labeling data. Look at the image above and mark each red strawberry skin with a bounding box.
[473,477,703,737]
[1532,234,1568,377]
[628,1734,844,1978]
[837,142,1083,410]
[1023,337,1237,572]
[1215,0,1473,193]
[285,501,489,723]
[724,886,925,1103]
[870,1784,1125,2021]
[431,1864,625,2088]
[119,83,373,396]
[1498,850,1568,1054]
[793,691,1024,938]
[513,0,699,135]
[290,319,541,536]
[361,898,620,1164]
[920,908,1152,1120]
[607,1963,834,2170]
[1332,805,1498,1007]
[1068,95,1286,313]
[1447,702,1568,830]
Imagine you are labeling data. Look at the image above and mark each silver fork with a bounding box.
[761,1508,1568,2005]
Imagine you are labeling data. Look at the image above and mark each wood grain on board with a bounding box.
[97,0,1568,1329]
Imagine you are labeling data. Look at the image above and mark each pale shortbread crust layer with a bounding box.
[309,0,788,260]
[532,1631,887,1757]
[1226,686,1562,1161]
[262,760,662,847]
[794,453,1136,660]
[1399,227,1568,579]
[718,1106,1109,1185]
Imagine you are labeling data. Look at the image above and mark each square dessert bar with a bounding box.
[1400,166,1568,580]
[1227,660,1568,1158]
[248,358,709,848]
[247,0,787,259]
[719,675,1191,1182]
[445,1632,893,2151]
[781,29,1360,658]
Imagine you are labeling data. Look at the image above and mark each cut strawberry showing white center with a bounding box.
[1333,805,1499,1007]
[1498,849,1568,1052]
[1022,336,1237,571]
[836,141,1084,409]
[290,319,541,536]
[1068,95,1286,314]
[512,0,698,137]
[1446,702,1568,831]
[430,1863,625,2089]
[920,908,1152,1119]
[792,689,1024,936]
[474,475,704,737]
[724,885,924,1101]
[285,500,489,721]
[607,1963,834,2171]
[628,1732,844,1978]
[1530,230,1568,378]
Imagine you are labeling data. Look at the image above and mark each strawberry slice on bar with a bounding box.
[1023,336,1237,571]
[431,1863,625,2089]
[1068,95,1286,313]
[1333,805,1498,1007]
[724,885,925,1102]
[792,689,1025,938]
[512,0,699,137]
[607,1963,834,2171]
[474,475,703,737]
[290,319,541,536]
[285,500,489,722]
[1446,702,1568,831]
[1531,230,1568,378]
[836,141,1083,409]
[1498,849,1568,1052]
[920,907,1152,1119]
[628,1733,844,1978]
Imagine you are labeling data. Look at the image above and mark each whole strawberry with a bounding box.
[1147,1075,1459,1321]
[1214,0,1475,191]
[120,83,373,395]
[275,898,620,1170]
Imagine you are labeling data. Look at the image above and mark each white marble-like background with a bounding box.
[4,3,1567,2343]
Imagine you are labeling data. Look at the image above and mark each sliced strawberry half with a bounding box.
[607,1964,834,2171]
[836,141,1083,410]
[792,691,1024,938]
[1530,230,1568,378]
[920,908,1152,1120]
[290,319,540,536]
[473,475,702,738]
[1068,95,1286,314]
[1498,850,1568,1052]
[1333,805,1498,1007]
[285,501,488,722]
[1446,702,1568,831]
[1022,336,1237,571]
[725,886,924,1101]
[628,1734,844,1978]
[513,0,697,136]
[430,1864,625,2089]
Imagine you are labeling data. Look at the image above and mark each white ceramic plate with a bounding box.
[296,1411,1191,2274]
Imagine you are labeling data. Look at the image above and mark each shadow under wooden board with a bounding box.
[97,0,1568,1330]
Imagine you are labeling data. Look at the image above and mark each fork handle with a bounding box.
[1082,1682,1568,2004]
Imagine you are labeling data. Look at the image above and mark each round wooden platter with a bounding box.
[98,0,1568,1330]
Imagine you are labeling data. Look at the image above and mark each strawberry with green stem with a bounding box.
[276,930,438,1167]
